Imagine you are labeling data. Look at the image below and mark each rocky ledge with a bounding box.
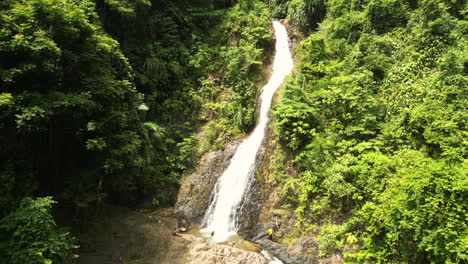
[167,234,269,264]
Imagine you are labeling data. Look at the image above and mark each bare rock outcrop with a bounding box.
[163,234,269,264]
[174,140,242,223]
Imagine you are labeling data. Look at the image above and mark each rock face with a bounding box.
[174,126,344,264]
[254,237,320,264]
[173,127,332,263]
[174,140,242,224]
[163,234,269,264]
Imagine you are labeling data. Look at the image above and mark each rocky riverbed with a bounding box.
[175,139,242,223]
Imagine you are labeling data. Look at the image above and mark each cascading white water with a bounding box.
[261,250,284,264]
[201,21,293,244]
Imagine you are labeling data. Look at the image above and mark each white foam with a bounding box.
[201,21,293,247]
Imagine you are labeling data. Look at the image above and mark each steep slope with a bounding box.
[265,0,467,263]
[0,0,273,262]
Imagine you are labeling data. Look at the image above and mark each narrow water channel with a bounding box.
[201,20,293,263]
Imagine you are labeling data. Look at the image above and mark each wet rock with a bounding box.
[163,234,269,264]
[174,140,242,224]
[184,243,269,264]
[237,125,280,238]
[253,237,319,264]
[258,238,305,264]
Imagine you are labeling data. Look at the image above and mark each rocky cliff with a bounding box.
[174,140,242,224]
[166,234,270,264]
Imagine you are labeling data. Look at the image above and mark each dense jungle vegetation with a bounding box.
[271,0,467,263]
[0,0,270,262]
[0,0,466,263]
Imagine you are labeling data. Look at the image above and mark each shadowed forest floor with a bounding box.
[77,207,269,264]
[78,207,176,264]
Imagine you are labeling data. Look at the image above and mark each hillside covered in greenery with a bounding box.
[0,0,466,263]
[0,0,271,262]
[271,0,467,263]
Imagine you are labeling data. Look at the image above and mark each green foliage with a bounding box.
[189,0,271,150]
[0,197,77,264]
[0,0,272,261]
[0,0,209,225]
[352,152,468,263]
[266,0,328,30]
[0,0,273,219]
[273,0,467,262]
[287,0,328,31]
[318,223,352,257]
[365,0,409,34]
[0,93,13,105]
[93,0,270,201]
[0,0,272,217]
[0,0,226,215]
[267,0,291,18]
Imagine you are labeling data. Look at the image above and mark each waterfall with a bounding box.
[201,21,293,244]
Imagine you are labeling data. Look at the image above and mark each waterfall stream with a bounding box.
[201,20,293,254]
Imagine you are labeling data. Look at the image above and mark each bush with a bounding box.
[0,197,77,264]
[273,0,467,262]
